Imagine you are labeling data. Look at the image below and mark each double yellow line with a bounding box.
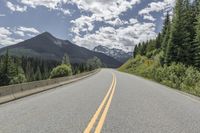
[84,74,117,133]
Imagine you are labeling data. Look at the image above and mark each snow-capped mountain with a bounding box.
[93,45,132,63]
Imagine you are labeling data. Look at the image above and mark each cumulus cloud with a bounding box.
[0,27,24,45]
[71,15,95,35]
[70,0,141,36]
[73,21,157,52]
[143,15,156,21]
[106,18,129,26]
[19,0,70,15]
[71,0,141,20]
[17,27,40,34]
[139,0,175,21]
[6,1,27,12]
[0,26,40,45]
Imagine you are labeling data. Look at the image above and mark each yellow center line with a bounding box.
[84,74,116,133]
[95,76,116,133]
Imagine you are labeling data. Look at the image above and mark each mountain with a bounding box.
[0,32,121,68]
[93,45,132,63]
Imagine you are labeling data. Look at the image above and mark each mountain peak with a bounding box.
[39,32,55,38]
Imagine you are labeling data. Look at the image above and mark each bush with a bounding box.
[180,67,200,94]
[50,64,72,79]
[10,74,27,84]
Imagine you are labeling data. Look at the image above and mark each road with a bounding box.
[0,69,200,133]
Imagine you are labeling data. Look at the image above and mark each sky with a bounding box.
[0,0,175,52]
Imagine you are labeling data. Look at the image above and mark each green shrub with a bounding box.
[180,67,200,94]
[50,64,72,79]
[161,63,187,89]
[10,74,27,84]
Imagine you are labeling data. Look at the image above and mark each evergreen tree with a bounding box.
[155,33,162,49]
[62,54,70,65]
[133,45,138,57]
[146,40,155,53]
[35,66,42,81]
[193,0,200,15]
[194,5,200,67]
[25,61,34,81]
[161,12,171,51]
[0,49,10,86]
[165,0,191,65]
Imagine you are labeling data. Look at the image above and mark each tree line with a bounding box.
[134,0,200,68]
[0,50,102,86]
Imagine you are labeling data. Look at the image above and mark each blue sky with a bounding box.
[0,0,175,52]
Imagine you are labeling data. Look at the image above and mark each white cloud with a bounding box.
[71,15,95,35]
[73,20,157,52]
[19,0,70,15]
[70,0,141,35]
[59,8,70,15]
[71,0,141,20]
[139,2,166,15]
[139,0,175,21]
[15,31,25,37]
[0,27,24,45]
[20,0,65,9]
[17,27,40,34]
[106,18,129,26]
[143,15,156,21]
[70,0,167,52]
[0,26,40,45]
[7,1,27,12]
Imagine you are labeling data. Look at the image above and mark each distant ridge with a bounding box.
[93,45,132,63]
[0,32,121,68]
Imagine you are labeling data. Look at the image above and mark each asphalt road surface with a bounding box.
[1,69,200,133]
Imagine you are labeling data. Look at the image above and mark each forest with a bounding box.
[0,50,102,86]
[119,0,200,96]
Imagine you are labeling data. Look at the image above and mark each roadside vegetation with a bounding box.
[119,0,200,96]
[50,54,72,79]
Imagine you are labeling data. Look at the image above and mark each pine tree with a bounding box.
[193,0,200,14]
[161,12,171,51]
[133,45,138,57]
[62,54,70,65]
[0,49,10,85]
[155,33,162,49]
[194,3,200,67]
[35,66,42,81]
[165,0,191,65]
[25,61,34,81]
[146,40,155,53]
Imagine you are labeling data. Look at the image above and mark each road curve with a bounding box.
[0,69,200,133]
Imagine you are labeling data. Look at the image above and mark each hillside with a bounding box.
[0,32,121,68]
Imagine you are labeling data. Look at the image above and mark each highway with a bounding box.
[0,69,200,133]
